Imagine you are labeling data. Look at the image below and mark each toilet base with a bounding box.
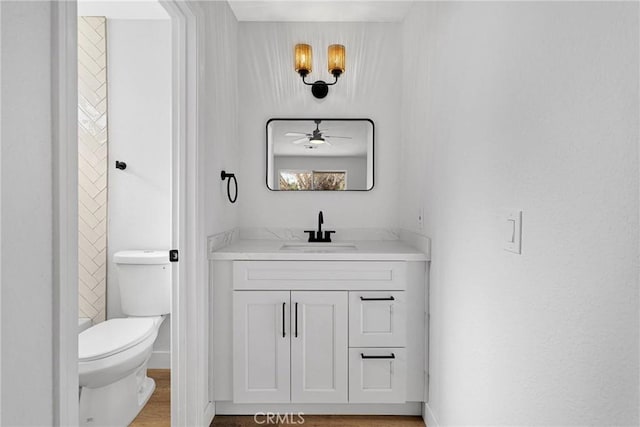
[79,359,155,426]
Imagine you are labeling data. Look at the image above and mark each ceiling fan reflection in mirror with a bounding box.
[285,119,352,146]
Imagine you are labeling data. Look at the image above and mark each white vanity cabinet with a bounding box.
[232,291,290,403]
[209,239,429,414]
[349,291,406,347]
[228,260,421,405]
[349,348,406,403]
[348,291,407,403]
[233,290,348,404]
[290,291,349,403]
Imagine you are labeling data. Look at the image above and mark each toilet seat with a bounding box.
[79,317,158,362]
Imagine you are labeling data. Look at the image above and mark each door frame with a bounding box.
[52,1,79,425]
[52,1,209,425]
[159,1,213,425]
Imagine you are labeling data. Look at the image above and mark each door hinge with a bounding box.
[169,249,179,262]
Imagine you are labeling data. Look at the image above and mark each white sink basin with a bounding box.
[279,243,358,253]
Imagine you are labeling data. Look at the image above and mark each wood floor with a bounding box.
[130,369,171,427]
[130,370,425,427]
[211,415,425,427]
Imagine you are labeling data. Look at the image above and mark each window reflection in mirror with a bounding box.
[266,119,374,191]
[279,170,346,191]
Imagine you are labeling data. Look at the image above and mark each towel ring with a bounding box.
[221,170,237,203]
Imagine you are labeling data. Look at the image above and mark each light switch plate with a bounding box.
[504,209,522,254]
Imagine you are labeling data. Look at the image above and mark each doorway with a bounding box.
[53,1,204,425]
[76,3,172,425]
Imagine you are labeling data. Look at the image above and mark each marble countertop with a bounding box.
[208,239,428,261]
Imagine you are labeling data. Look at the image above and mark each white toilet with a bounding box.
[78,250,171,426]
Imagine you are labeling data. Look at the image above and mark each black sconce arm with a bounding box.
[301,74,339,87]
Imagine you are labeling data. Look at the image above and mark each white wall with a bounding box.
[203,1,240,237]
[400,2,639,425]
[0,1,54,424]
[237,22,401,229]
[106,19,172,364]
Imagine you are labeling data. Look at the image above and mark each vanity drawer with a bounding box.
[349,348,406,403]
[349,291,405,347]
[233,261,407,290]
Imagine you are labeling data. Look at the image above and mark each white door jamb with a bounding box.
[159,1,211,425]
[52,1,79,425]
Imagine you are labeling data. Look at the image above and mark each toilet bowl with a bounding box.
[79,316,165,426]
[79,316,163,388]
[78,250,171,427]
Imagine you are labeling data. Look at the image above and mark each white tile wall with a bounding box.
[78,16,108,324]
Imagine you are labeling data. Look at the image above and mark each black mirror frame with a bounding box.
[265,118,375,192]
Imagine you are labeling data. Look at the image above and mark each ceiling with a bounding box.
[270,119,371,157]
[77,1,413,22]
[228,1,414,22]
[77,0,169,19]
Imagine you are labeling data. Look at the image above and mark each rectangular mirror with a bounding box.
[266,118,374,191]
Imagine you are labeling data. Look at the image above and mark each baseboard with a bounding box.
[204,402,215,426]
[148,350,171,369]
[424,403,439,427]
[215,402,422,416]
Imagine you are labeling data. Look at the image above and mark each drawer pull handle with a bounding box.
[361,353,395,359]
[360,296,395,301]
[282,302,286,338]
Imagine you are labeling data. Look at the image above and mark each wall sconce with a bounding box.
[294,43,345,99]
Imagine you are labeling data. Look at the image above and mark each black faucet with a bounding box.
[305,211,335,242]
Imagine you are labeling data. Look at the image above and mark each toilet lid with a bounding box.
[79,318,158,362]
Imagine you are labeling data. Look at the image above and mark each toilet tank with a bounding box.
[114,250,171,316]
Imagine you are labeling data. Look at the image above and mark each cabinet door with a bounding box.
[349,291,405,347]
[233,291,290,403]
[349,348,406,403]
[291,291,348,403]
